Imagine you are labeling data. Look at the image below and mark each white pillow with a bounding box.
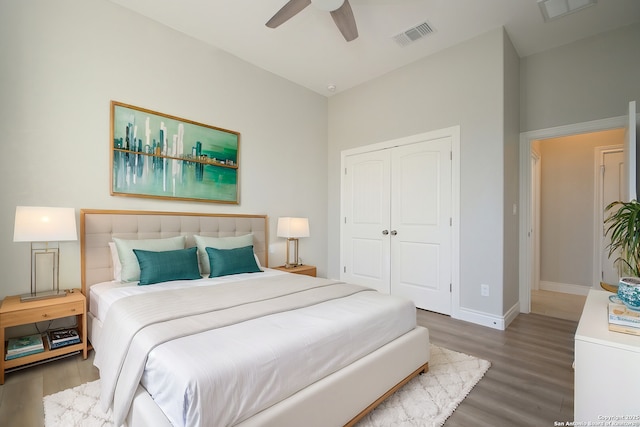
[113,236,186,282]
[108,242,122,281]
[193,234,254,274]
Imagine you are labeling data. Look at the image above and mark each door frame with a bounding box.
[593,145,624,288]
[519,116,628,314]
[340,126,461,318]
[530,150,541,292]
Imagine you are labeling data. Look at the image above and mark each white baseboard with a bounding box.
[503,302,520,328]
[539,281,591,296]
[454,307,507,330]
[450,301,520,331]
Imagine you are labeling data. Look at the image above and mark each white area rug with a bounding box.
[357,345,490,426]
[44,379,111,427]
[43,345,489,427]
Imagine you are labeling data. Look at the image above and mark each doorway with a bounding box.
[528,134,624,320]
[519,116,629,314]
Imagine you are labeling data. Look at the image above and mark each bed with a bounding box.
[80,209,430,427]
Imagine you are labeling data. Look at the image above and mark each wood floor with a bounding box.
[0,350,99,426]
[0,298,580,427]
[531,289,587,322]
[419,309,577,427]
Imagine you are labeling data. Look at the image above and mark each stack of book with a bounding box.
[608,300,640,335]
[46,328,80,349]
[6,333,44,360]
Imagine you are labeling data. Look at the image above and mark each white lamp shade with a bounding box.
[277,217,310,238]
[13,206,77,242]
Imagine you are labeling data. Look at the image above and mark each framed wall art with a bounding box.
[110,101,240,204]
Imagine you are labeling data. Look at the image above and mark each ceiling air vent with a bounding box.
[393,22,434,47]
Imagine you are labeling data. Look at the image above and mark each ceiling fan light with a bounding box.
[311,0,345,12]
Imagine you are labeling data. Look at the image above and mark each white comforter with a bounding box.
[93,272,416,427]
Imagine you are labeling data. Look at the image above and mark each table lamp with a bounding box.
[277,217,310,268]
[13,206,77,301]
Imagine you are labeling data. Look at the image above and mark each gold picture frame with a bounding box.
[110,101,240,204]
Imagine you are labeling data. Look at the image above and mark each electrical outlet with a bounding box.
[480,284,490,297]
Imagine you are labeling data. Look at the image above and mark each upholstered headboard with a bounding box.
[80,209,269,296]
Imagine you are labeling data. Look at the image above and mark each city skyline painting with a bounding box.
[110,101,240,204]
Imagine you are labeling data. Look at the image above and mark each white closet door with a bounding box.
[390,137,452,314]
[342,149,391,293]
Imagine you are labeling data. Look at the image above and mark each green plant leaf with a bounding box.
[604,200,640,277]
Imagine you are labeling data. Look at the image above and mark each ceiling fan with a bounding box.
[266,0,358,42]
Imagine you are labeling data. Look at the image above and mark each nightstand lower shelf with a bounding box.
[4,340,85,370]
[4,348,81,374]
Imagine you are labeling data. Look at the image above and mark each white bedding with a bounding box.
[89,269,287,322]
[92,272,416,427]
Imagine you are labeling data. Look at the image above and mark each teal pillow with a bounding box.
[205,245,262,278]
[194,234,254,274]
[133,247,201,285]
[114,236,186,282]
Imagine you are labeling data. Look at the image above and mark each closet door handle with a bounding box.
[390,230,398,236]
[382,230,389,235]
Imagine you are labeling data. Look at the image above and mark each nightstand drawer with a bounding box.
[1,300,84,327]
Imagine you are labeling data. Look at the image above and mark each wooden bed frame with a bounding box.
[80,209,429,427]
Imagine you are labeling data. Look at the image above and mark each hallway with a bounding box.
[531,289,587,322]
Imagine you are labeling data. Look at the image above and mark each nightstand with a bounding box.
[0,289,87,384]
[273,264,317,277]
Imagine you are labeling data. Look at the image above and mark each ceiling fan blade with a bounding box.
[330,0,358,41]
[266,0,312,28]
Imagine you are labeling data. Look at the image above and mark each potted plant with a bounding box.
[605,200,640,277]
[604,199,640,309]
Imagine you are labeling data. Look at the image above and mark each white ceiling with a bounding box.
[108,0,640,96]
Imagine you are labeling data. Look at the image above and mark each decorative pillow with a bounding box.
[133,247,201,286]
[205,245,262,278]
[194,234,254,274]
[113,236,186,282]
[108,242,122,282]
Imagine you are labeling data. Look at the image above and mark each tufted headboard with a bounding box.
[80,209,269,296]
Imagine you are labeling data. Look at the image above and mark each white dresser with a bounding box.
[574,289,640,422]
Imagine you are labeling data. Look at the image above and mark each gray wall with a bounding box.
[0,0,329,298]
[521,23,640,132]
[503,31,521,312]
[328,28,510,321]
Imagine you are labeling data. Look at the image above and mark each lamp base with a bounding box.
[20,289,67,302]
[284,262,303,269]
